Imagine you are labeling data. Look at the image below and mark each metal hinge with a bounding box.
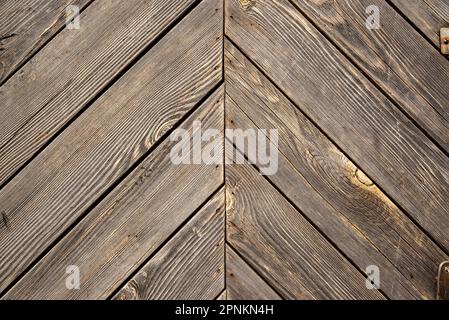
[441,28,449,55]
[437,261,449,300]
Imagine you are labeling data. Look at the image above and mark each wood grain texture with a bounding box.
[4,90,224,299]
[0,0,91,84]
[291,0,449,154]
[226,246,282,300]
[216,290,227,300]
[114,188,225,300]
[390,0,449,46]
[226,102,421,300]
[0,0,222,295]
[225,154,384,300]
[224,41,448,299]
[0,0,198,186]
[226,0,449,252]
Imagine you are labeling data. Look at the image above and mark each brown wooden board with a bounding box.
[0,0,198,186]
[225,0,449,254]
[216,291,227,300]
[225,150,384,299]
[390,0,449,47]
[224,40,448,299]
[226,245,282,300]
[1,0,448,301]
[290,0,449,154]
[0,0,91,84]
[114,188,225,300]
[0,0,222,294]
[4,89,224,299]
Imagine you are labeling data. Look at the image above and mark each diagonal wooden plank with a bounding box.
[0,0,92,84]
[225,152,384,300]
[224,41,448,299]
[216,290,227,300]
[114,188,225,300]
[0,0,199,186]
[225,0,449,252]
[290,0,449,154]
[226,98,418,300]
[4,89,224,299]
[390,0,449,47]
[0,0,223,295]
[226,245,282,300]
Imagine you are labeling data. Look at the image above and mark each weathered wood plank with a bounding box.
[226,99,420,300]
[390,0,449,47]
[216,290,227,300]
[225,42,448,299]
[0,0,91,84]
[290,0,449,154]
[225,155,384,300]
[226,0,449,252]
[0,0,199,186]
[114,188,225,300]
[226,246,282,300]
[4,90,224,299]
[0,0,222,294]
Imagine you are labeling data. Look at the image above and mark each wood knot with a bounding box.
[355,169,374,187]
[239,0,256,10]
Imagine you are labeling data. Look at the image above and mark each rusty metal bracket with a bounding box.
[437,261,449,300]
[441,28,449,55]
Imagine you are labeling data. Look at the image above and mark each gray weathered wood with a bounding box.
[0,0,91,84]
[225,41,448,299]
[290,0,449,154]
[0,0,222,295]
[225,154,384,300]
[226,0,449,253]
[114,188,225,300]
[216,290,227,300]
[437,261,449,300]
[0,0,198,186]
[441,28,449,55]
[390,0,449,47]
[226,245,282,300]
[4,90,224,299]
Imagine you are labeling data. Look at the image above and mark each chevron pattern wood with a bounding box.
[1,0,448,300]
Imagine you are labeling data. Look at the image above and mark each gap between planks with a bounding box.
[286,0,449,159]
[224,33,449,261]
[0,79,224,298]
[0,0,204,191]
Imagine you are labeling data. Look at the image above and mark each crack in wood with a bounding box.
[0,33,17,42]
